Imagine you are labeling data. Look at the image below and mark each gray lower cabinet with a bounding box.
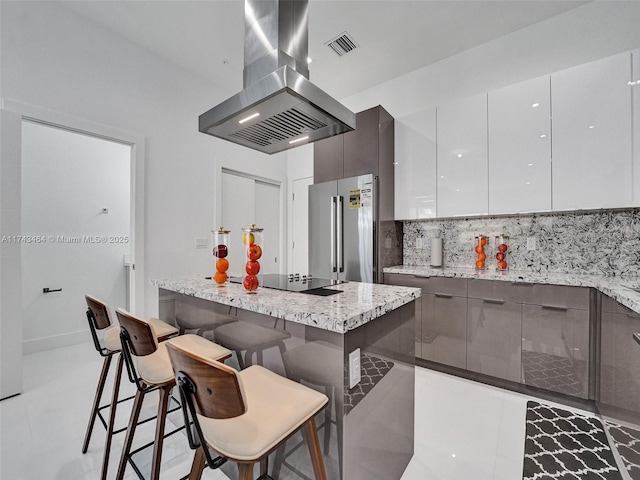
[421,278,467,369]
[466,297,522,382]
[383,273,424,357]
[521,285,590,399]
[385,273,595,399]
[599,294,640,417]
[384,274,466,367]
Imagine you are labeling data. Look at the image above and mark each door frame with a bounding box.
[2,99,146,317]
[216,166,286,275]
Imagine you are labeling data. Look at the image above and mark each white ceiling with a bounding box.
[58,0,589,100]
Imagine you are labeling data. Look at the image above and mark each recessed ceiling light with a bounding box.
[540,134,547,138]
[457,153,462,158]
[526,182,531,185]
[532,103,540,108]
[307,57,313,64]
[589,125,595,129]
[527,163,534,167]
[238,112,260,124]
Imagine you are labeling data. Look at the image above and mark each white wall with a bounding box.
[341,1,640,119]
[0,1,288,319]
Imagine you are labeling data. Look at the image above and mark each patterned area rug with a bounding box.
[344,353,394,415]
[523,401,622,479]
[606,422,640,479]
[522,351,586,397]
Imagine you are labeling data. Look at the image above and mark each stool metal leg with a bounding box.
[82,352,114,453]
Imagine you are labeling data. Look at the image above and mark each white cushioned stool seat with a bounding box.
[148,317,179,339]
[136,335,231,386]
[103,325,122,352]
[197,364,328,461]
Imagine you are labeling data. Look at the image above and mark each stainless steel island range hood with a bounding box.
[199,0,356,155]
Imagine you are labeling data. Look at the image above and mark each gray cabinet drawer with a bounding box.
[467,298,522,382]
[530,284,590,310]
[421,294,467,368]
[418,276,467,297]
[467,278,531,303]
[384,273,425,289]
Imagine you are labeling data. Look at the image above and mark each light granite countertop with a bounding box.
[383,265,640,315]
[152,276,421,334]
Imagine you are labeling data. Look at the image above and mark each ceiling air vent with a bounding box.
[326,32,358,57]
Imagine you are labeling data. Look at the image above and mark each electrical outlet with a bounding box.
[349,348,361,388]
[416,237,423,249]
[195,237,208,249]
[385,237,392,248]
[526,237,536,251]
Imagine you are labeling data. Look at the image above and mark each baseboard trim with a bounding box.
[23,329,89,355]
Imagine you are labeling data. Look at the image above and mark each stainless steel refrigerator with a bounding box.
[309,174,376,283]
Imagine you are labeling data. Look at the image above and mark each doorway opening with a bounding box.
[21,120,133,354]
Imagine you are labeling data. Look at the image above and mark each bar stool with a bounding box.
[279,340,344,478]
[82,295,178,480]
[214,319,291,369]
[175,309,237,337]
[165,339,329,480]
[114,308,232,480]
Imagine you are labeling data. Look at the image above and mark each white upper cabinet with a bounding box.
[437,93,488,217]
[394,109,437,220]
[552,52,633,210]
[488,76,552,214]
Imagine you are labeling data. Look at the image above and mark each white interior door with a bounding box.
[21,121,131,353]
[291,176,312,275]
[255,181,280,274]
[221,171,281,277]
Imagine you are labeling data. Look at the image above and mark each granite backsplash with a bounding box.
[402,209,640,276]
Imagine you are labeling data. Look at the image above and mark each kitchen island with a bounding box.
[152,275,420,480]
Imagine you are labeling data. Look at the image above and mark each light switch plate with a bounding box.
[195,237,208,249]
[416,237,423,249]
[526,237,536,251]
[349,348,361,388]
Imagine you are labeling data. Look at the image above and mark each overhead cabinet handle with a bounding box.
[337,195,344,273]
[435,293,453,299]
[542,305,568,312]
[482,298,505,305]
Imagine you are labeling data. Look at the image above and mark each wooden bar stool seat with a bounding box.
[82,295,179,480]
[166,339,329,480]
[114,308,232,480]
[214,320,291,369]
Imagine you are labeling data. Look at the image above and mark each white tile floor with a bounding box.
[0,341,599,480]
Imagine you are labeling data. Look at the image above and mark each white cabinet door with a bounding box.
[437,93,488,217]
[552,52,633,210]
[394,109,436,220]
[488,76,551,214]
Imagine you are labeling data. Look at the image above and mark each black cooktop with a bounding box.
[229,274,344,293]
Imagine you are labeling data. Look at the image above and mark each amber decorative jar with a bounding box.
[212,227,230,285]
[474,235,488,270]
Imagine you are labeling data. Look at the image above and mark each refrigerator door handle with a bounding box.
[331,196,337,273]
[337,195,344,273]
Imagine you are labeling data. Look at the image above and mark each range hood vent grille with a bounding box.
[231,108,328,148]
[326,32,358,56]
